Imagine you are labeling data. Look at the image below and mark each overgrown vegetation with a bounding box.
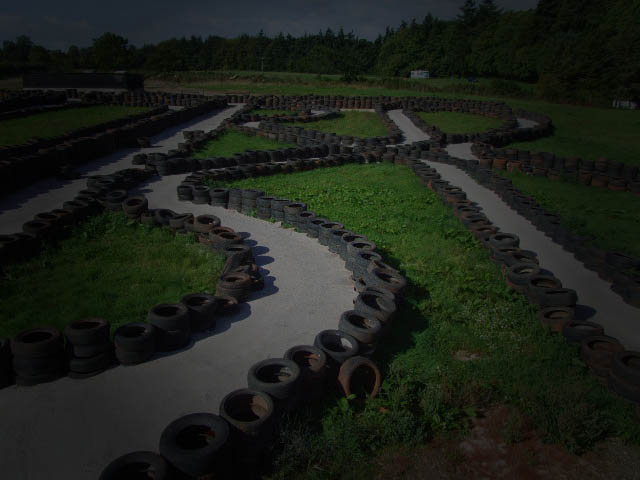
[288,111,389,138]
[417,111,504,133]
[3,0,638,105]
[220,163,640,479]
[0,105,151,147]
[499,169,640,259]
[0,211,225,337]
[193,128,295,158]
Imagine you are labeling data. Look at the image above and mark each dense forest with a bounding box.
[1,0,638,102]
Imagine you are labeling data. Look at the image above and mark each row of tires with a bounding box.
[1,193,264,386]
[403,107,553,147]
[98,158,410,477]
[0,89,67,113]
[0,98,228,193]
[472,142,640,194]
[79,90,216,108]
[0,168,153,265]
[99,350,382,479]
[409,155,640,406]
[451,158,640,310]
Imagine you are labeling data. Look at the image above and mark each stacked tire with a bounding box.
[338,310,382,356]
[65,318,114,378]
[191,186,211,205]
[247,358,301,413]
[284,345,327,402]
[241,189,264,215]
[256,196,274,220]
[159,413,230,478]
[121,195,148,219]
[11,327,66,385]
[114,322,156,365]
[148,303,191,352]
[210,188,228,208]
[219,389,275,465]
[228,189,242,211]
[283,202,306,227]
[270,198,289,222]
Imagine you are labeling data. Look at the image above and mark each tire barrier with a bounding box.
[415,147,640,310]
[0,91,228,194]
[402,106,552,147]
[0,89,67,114]
[472,142,640,195]
[402,148,640,410]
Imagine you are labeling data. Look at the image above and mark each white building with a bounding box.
[410,70,430,79]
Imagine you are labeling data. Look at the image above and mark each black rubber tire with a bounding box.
[121,196,148,217]
[71,341,112,359]
[148,303,190,331]
[155,327,191,352]
[12,354,65,376]
[284,345,327,375]
[113,322,156,352]
[223,244,253,267]
[506,263,542,290]
[526,275,563,299]
[579,336,624,378]
[209,231,243,249]
[611,351,640,385]
[338,310,382,344]
[314,330,359,366]
[115,345,155,365]
[219,388,274,441]
[168,213,193,230]
[11,327,63,358]
[353,291,396,324]
[532,288,578,308]
[154,209,177,226]
[99,451,170,480]
[247,358,301,400]
[488,233,520,249]
[562,321,605,343]
[538,306,574,332]
[193,214,221,233]
[346,240,377,260]
[363,268,407,295]
[159,413,230,477]
[181,293,219,331]
[216,272,253,301]
[64,318,110,346]
[68,351,114,374]
[22,219,53,238]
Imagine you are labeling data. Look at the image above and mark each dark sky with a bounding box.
[2,0,538,50]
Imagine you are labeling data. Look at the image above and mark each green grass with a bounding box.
[0,105,152,147]
[499,170,640,259]
[417,111,505,134]
[288,111,389,138]
[194,129,295,158]
[0,211,225,337]
[218,163,639,479]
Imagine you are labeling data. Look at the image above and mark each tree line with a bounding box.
[1,0,638,103]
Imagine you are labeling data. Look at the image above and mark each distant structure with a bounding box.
[410,70,430,79]
[612,99,638,110]
[23,72,144,92]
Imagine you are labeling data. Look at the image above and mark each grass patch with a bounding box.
[0,211,225,337]
[288,111,389,138]
[499,170,640,259]
[0,105,152,147]
[219,163,640,479]
[194,128,295,158]
[417,111,504,134]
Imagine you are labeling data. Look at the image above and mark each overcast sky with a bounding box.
[1,0,538,50]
